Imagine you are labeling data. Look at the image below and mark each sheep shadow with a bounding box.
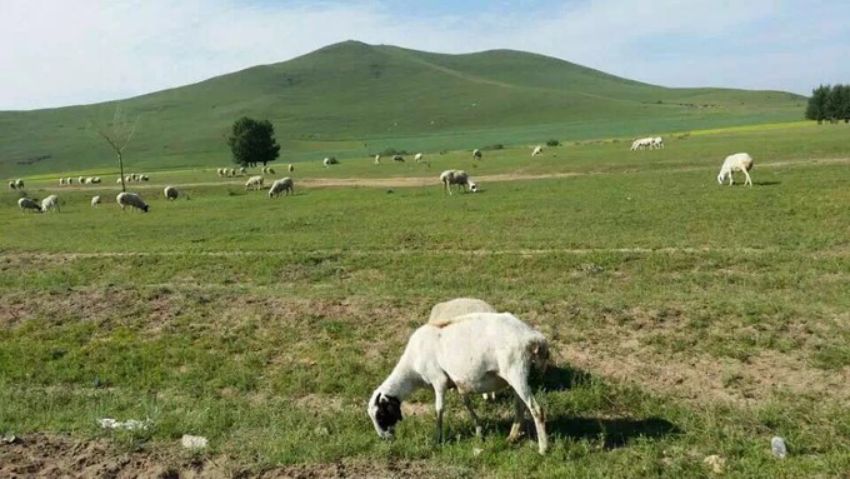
[547,416,680,449]
[530,365,680,449]
[752,180,781,186]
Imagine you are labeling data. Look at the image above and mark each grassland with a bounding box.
[0,41,804,178]
[1,121,849,477]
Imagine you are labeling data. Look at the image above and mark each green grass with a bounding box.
[0,41,804,178]
[1,122,850,477]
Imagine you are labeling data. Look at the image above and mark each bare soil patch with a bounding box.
[0,433,457,478]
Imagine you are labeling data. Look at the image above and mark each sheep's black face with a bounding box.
[368,392,402,438]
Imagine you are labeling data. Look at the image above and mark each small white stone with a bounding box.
[181,434,208,450]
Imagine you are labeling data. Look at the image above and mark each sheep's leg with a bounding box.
[507,392,525,443]
[433,380,448,444]
[504,369,548,455]
[728,173,734,186]
[743,169,753,187]
[461,394,483,438]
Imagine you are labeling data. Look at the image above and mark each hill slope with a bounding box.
[0,41,804,176]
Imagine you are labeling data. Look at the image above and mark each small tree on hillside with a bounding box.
[227,117,280,167]
[824,85,844,123]
[92,106,139,193]
[835,85,850,123]
[806,85,830,124]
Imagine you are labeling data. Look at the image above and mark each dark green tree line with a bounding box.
[806,84,850,124]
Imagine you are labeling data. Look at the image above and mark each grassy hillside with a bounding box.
[0,41,804,177]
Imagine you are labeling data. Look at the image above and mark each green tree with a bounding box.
[838,85,850,123]
[824,85,843,123]
[227,117,280,167]
[806,85,830,124]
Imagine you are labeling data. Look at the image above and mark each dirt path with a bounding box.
[32,156,850,193]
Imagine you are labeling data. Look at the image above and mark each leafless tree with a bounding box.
[91,106,139,193]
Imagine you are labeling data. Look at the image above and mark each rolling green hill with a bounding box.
[0,40,804,177]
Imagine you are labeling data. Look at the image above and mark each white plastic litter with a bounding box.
[181,434,208,450]
[98,418,150,431]
[771,436,787,459]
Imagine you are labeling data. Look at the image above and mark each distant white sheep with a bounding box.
[41,194,60,213]
[367,312,550,454]
[217,168,225,176]
[245,175,265,191]
[92,177,102,184]
[91,195,102,207]
[163,186,179,200]
[78,176,85,184]
[473,149,483,160]
[323,157,338,167]
[652,137,664,149]
[374,155,382,165]
[717,153,754,187]
[440,169,478,195]
[13,179,24,189]
[288,164,294,173]
[140,174,149,182]
[17,197,41,213]
[630,137,654,151]
[117,192,149,212]
[414,153,424,162]
[531,146,544,157]
[268,177,294,198]
[59,178,66,186]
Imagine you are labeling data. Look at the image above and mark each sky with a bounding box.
[1,0,848,110]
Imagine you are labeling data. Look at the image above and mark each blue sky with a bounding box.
[1,0,848,110]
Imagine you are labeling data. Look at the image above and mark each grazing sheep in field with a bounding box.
[440,169,478,195]
[116,192,149,212]
[163,186,180,200]
[374,155,382,165]
[91,195,101,207]
[717,153,754,187]
[14,179,24,188]
[8,181,16,190]
[414,153,424,162]
[652,137,664,149]
[288,163,294,172]
[66,177,74,184]
[117,177,123,184]
[140,175,149,182]
[78,176,85,184]
[268,177,294,198]
[531,146,544,157]
[323,157,338,167]
[17,197,41,213]
[367,312,550,454]
[245,175,265,191]
[393,155,405,163]
[630,137,653,151]
[473,149,483,160]
[217,168,223,176]
[41,194,60,213]
[84,177,93,184]
[92,177,101,184]
[59,178,66,186]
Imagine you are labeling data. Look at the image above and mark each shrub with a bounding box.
[546,139,560,147]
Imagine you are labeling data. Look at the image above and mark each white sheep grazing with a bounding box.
[473,149,483,160]
[91,195,101,207]
[41,194,60,213]
[428,298,496,327]
[268,177,294,198]
[288,164,294,173]
[414,153,424,162]
[15,179,24,188]
[652,137,664,149]
[630,137,653,151]
[717,153,754,187]
[78,176,85,184]
[163,186,179,200]
[217,168,224,176]
[323,157,338,167]
[17,197,41,213]
[66,177,74,184]
[84,177,93,184]
[140,175,149,182]
[531,146,544,157]
[116,177,123,184]
[440,169,478,195]
[374,155,382,165]
[245,175,264,191]
[92,177,102,184]
[367,312,550,454]
[59,178,66,186]
[117,192,149,212]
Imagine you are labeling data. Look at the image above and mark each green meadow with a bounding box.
[2,120,849,477]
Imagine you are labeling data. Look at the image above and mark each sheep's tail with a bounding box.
[528,338,550,374]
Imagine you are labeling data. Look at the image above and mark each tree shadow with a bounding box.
[547,415,681,449]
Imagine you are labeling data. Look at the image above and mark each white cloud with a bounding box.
[0,0,846,109]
